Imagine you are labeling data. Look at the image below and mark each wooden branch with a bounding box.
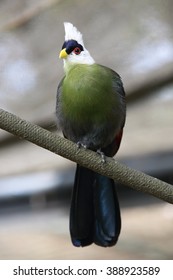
[0,108,173,204]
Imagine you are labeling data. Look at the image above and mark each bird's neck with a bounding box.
[63,54,95,74]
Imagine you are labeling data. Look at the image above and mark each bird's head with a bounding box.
[59,22,95,70]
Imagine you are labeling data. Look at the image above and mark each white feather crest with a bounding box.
[64,22,84,46]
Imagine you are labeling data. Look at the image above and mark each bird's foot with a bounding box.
[77,142,87,149]
[97,149,106,163]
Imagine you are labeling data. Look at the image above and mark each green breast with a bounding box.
[61,63,119,126]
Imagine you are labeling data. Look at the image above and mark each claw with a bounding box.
[97,149,106,163]
[77,142,87,149]
[77,142,81,149]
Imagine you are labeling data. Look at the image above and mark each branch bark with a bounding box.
[0,108,173,204]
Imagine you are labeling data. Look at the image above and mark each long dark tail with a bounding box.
[70,164,121,247]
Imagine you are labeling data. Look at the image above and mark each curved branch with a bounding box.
[0,108,173,204]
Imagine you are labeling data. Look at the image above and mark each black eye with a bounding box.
[73,47,81,55]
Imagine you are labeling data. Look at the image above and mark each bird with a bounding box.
[56,22,126,247]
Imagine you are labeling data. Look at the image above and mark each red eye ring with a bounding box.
[73,47,81,55]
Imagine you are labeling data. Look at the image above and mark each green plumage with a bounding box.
[63,64,114,120]
[57,63,125,150]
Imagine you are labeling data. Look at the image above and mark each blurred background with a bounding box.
[0,0,173,259]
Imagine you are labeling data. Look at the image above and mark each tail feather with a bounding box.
[70,165,121,247]
[70,165,94,247]
[94,174,121,246]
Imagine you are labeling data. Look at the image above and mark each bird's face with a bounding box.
[60,39,83,59]
[59,39,95,66]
